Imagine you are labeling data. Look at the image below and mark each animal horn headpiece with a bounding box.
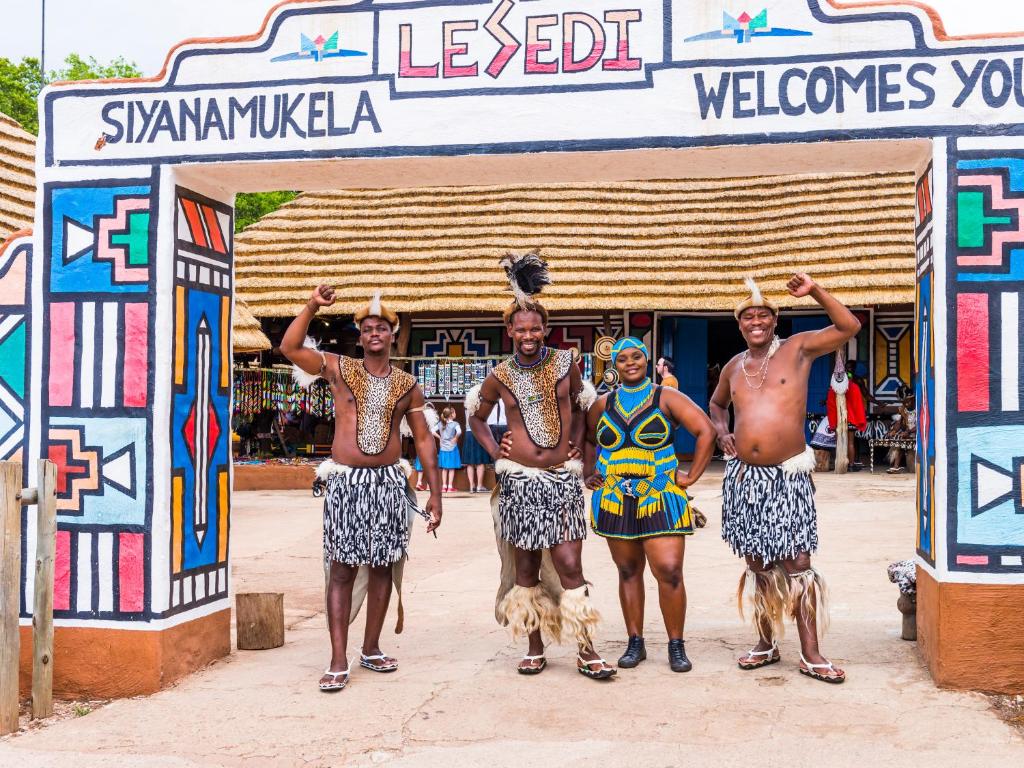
[353,290,400,331]
[734,276,780,320]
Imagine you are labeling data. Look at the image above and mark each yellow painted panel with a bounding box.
[174,285,185,386]
[220,295,230,389]
[898,331,912,386]
[874,331,886,384]
[218,470,229,563]
[172,474,183,574]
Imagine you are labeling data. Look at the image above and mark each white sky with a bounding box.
[1,1,1023,75]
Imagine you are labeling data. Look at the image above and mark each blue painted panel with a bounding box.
[672,317,708,455]
[791,315,831,441]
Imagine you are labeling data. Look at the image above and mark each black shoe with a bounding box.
[617,636,646,668]
[668,639,692,673]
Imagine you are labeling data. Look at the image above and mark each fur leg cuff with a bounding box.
[497,584,544,640]
[560,584,601,648]
[537,584,562,644]
[738,565,789,643]
[788,568,830,639]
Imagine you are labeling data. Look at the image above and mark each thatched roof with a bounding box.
[234,171,917,317]
[233,298,271,353]
[0,113,35,237]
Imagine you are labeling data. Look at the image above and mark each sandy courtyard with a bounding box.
[1,466,1020,767]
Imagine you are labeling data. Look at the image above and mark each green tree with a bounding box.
[0,57,44,133]
[234,191,299,232]
[0,53,142,134]
[0,53,299,228]
[50,53,141,84]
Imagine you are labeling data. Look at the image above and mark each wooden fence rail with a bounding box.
[0,460,58,735]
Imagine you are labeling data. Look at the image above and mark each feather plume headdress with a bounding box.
[353,290,400,331]
[734,276,780,320]
[499,250,551,309]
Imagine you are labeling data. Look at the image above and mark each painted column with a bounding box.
[916,138,1024,694]
[0,234,30,466]
[22,166,233,698]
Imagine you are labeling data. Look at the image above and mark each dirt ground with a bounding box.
[1,465,1021,767]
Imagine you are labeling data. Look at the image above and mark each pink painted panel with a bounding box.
[118,533,145,613]
[48,303,76,407]
[54,529,71,611]
[123,302,148,407]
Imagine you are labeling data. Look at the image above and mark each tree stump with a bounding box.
[236,593,285,650]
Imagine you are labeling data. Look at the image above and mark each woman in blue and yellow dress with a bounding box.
[584,338,716,673]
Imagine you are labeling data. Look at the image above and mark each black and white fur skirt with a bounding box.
[496,459,587,551]
[321,461,420,567]
[721,446,818,564]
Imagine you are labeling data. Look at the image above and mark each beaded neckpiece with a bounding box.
[614,378,654,422]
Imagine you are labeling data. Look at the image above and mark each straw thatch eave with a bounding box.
[0,113,35,237]
[233,298,272,353]
[234,171,917,317]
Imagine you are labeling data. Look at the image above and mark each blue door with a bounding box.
[671,317,708,455]
[790,315,831,440]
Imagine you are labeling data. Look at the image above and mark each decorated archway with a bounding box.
[7,0,1024,695]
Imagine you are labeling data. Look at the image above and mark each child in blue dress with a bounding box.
[438,406,463,492]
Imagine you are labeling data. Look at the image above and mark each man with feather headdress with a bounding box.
[281,286,442,693]
[467,251,614,680]
[709,273,861,684]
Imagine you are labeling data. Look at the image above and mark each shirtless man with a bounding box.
[710,274,860,684]
[467,252,614,680]
[281,286,442,692]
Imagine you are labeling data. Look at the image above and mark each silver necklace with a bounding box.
[741,336,781,389]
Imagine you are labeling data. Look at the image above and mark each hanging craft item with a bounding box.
[439,362,451,400]
[582,354,594,383]
[424,362,437,398]
[602,368,619,388]
[452,362,465,396]
[594,336,615,362]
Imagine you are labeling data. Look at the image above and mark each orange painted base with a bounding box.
[916,569,1024,694]
[19,607,230,699]
[233,463,315,491]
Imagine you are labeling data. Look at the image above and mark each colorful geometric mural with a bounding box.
[873,312,914,402]
[948,148,1024,574]
[37,177,157,619]
[168,187,232,615]
[48,183,152,294]
[916,164,936,566]
[683,9,812,44]
[410,317,625,359]
[0,238,29,463]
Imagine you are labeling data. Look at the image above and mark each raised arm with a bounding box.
[583,393,609,490]
[661,389,716,489]
[468,375,507,462]
[406,387,442,533]
[280,285,339,376]
[709,359,736,457]
[787,274,862,359]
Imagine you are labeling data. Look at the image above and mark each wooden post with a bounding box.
[396,312,412,360]
[0,462,22,736]
[236,592,285,650]
[31,460,57,720]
